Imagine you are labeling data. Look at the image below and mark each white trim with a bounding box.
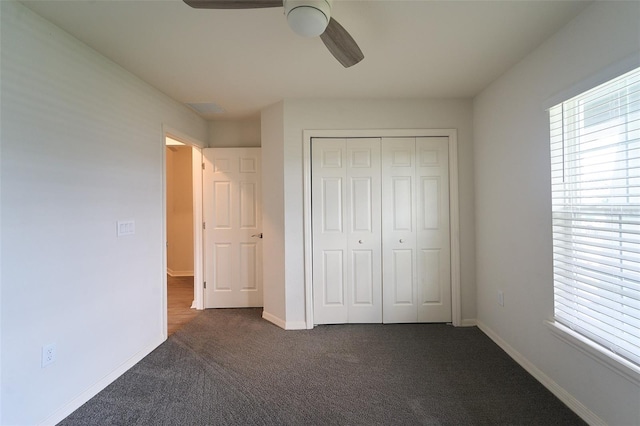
[38,336,164,426]
[284,321,308,330]
[262,311,286,329]
[161,127,168,339]
[263,311,307,330]
[303,134,314,329]
[192,147,204,310]
[543,54,640,110]
[477,321,606,426]
[545,320,640,386]
[459,319,477,327]
[166,268,194,277]
[302,129,462,329]
[163,126,206,149]
[447,131,461,326]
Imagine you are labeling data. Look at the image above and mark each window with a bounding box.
[550,67,640,367]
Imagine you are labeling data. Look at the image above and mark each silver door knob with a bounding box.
[358,240,364,244]
[399,239,405,243]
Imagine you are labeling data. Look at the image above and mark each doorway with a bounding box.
[163,132,204,337]
[166,139,195,334]
[166,141,195,279]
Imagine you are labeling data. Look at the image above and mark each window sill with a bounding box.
[545,320,640,386]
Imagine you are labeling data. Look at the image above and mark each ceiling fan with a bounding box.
[183,0,364,68]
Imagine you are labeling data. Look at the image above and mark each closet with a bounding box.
[312,137,451,324]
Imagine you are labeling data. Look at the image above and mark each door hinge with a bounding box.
[203,222,206,230]
[202,162,205,170]
[204,281,207,289]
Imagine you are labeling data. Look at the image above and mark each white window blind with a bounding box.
[550,66,640,366]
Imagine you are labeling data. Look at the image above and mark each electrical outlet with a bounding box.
[498,291,504,307]
[42,343,56,368]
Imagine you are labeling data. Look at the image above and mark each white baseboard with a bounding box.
[262,311,286,329]
[39,336,164,426]
[459,318,477,327]
[166,268,194,277]
[261,311,308,330]
[284,321,308,330]
[476,321,605,426]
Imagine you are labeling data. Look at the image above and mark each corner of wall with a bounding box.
[259,102,287,323]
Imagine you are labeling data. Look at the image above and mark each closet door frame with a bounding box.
[303,129,461,329]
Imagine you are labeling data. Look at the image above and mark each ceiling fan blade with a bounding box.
[320,17,364,68]
[184,0,283,9]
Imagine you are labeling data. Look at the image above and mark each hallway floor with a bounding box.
[168,275,200,335]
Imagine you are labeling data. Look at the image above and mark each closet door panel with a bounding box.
[321,178,343,232]
[312,139,348,324]
[391,177,413,230]
[416,137,451,322]
[420,177,440,231]
[352,250,374,305]
[346,138,382,323]
[382,138,418,323]
[419,248,441,303]
[391,249,414,304]
[322,250,345,305]
[313,138,382,324]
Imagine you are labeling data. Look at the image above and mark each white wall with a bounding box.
[261,99,476,327]
[0,2,208,424]
[209,117,261,147]
[473,2,640,425]
[260,102,287,323]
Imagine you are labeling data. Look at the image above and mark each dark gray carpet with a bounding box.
[60,309,585,425]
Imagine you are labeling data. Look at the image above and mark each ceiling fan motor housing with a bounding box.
[284,0,331,37]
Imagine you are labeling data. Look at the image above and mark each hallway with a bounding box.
[168,275,200,335]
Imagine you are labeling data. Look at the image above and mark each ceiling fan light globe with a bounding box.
[284,0,331,37]
[287,7,328,37]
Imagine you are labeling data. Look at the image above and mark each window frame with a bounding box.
[547,65,640,384]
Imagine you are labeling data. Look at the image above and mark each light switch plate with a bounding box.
[117,220,135,237]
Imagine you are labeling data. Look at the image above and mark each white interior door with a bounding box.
[203,148,262,308]
[312,138,382,324]
[382,137,451,323]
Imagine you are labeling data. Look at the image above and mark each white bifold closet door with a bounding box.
[382,137,451,323]
[312,138,382,324]
[312,136,451,324]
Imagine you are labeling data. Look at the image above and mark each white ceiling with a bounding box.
[21,0,590,120]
